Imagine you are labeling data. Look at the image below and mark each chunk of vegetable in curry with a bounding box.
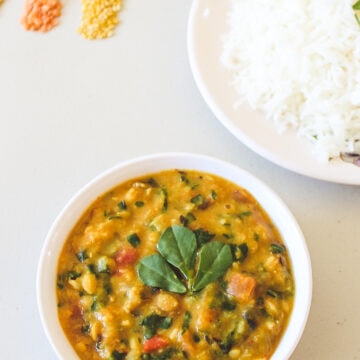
[56,170,294,360]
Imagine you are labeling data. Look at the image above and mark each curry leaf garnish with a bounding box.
[137,254,187,293]
[137,225,232,294]
[157,225,197,279]
[192,241,233,292]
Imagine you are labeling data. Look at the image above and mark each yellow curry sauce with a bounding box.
[56,170,294,360]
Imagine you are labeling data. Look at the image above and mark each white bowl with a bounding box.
[37,152,312,360]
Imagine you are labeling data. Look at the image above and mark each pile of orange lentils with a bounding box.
[16,0,123,39]
[21,0,62,32]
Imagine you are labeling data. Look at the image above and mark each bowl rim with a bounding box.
[37,152,312,360]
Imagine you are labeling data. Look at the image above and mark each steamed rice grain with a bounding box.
[222,0,360,161]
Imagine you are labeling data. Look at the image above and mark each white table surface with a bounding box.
[1,1,360,359]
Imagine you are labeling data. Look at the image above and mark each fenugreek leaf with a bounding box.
[192,241,232,292]
[157,225,197,280]
[141,313,173,339]
[137,254,186,294]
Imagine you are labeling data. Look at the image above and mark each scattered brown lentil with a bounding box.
[78,0,122,40]
[21,0,62,32]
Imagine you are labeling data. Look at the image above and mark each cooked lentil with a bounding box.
[78,0,122,40]
[57,169,295,359]
[21,0,62,32]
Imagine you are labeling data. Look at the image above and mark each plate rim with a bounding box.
[187,0,360,185]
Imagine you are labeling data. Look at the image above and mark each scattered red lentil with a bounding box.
[78,0,122,40]
[21,0,62,32]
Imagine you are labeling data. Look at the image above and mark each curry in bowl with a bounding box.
[56,169,294,360]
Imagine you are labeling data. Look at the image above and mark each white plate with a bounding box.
[187,0,360,185]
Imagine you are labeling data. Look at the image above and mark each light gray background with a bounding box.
[1,0,359,359]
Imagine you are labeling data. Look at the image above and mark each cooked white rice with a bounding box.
[221,0,360,161]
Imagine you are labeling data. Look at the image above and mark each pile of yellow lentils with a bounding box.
[18,0,122,39]
[78,0,122,39]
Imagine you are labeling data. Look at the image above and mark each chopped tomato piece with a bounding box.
[143,335,169,353]
[115,248,138,267]
[227,273,257,303]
